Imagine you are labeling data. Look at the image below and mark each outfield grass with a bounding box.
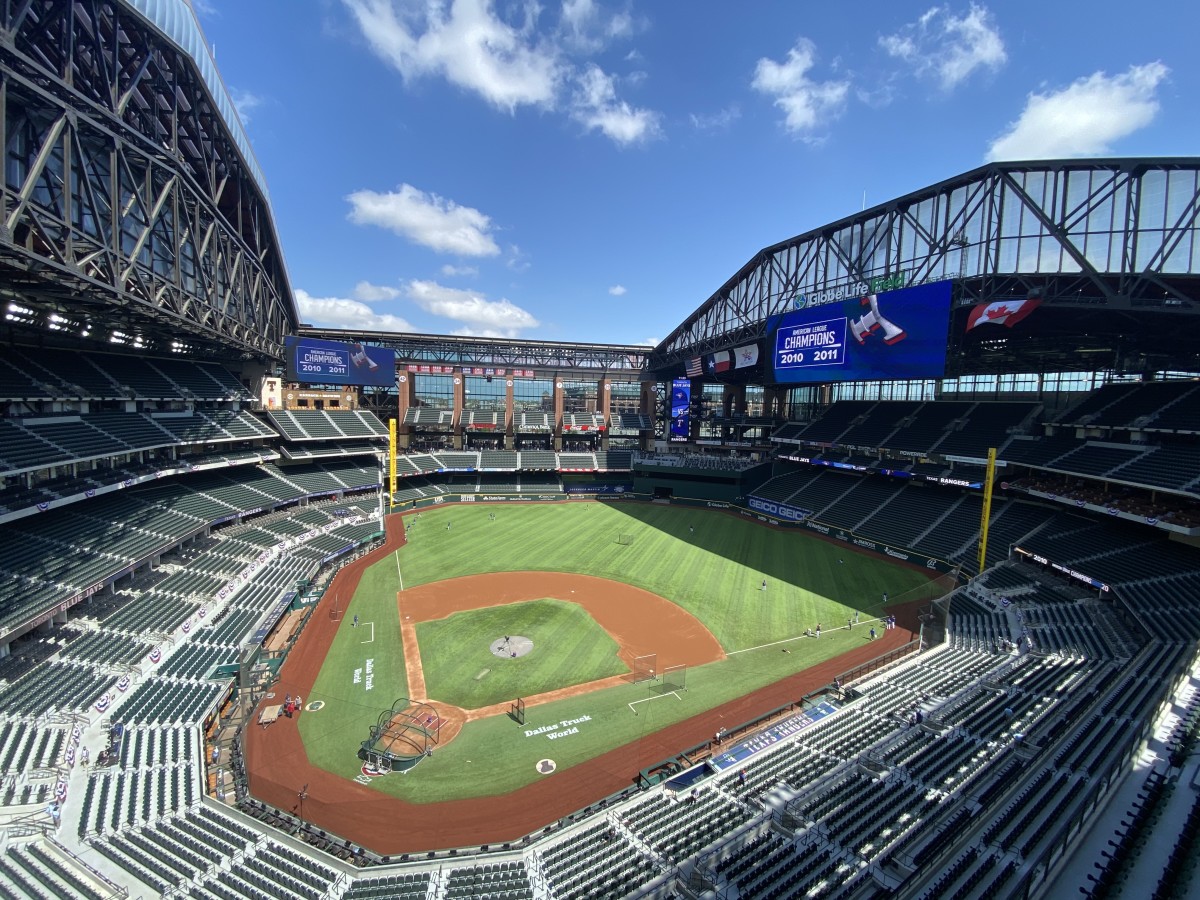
[415,599,628,709]
[400,502,935,650]
[298,501,946,801]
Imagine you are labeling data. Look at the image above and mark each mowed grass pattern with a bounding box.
[297,552,407,769]
[401,502,934,650]
[415,599,628,709]
[298,502,950,802]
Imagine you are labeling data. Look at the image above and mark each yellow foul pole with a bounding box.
[977,446,997,574]
[388,418,398,505]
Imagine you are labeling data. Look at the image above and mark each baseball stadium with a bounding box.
[0,3,1199,900]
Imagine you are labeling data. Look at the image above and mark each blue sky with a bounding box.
[194,0,1199,346]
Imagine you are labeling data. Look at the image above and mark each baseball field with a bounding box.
[293,501,946,804]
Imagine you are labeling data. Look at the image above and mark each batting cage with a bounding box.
[358,698,443,773]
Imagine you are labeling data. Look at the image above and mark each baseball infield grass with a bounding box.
[415,599,628,709]
[299,501,947,802]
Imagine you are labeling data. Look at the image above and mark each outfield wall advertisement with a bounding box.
[768,280,953,384]
[285,336,396,387]
[747,495,811,522]
[669,378,690,442]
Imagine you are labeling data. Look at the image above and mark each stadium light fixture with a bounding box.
[6,302,35,324]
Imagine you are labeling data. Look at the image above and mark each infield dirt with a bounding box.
[244,510,924,854]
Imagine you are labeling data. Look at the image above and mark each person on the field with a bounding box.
[353,614,359,628]
[816,623,821,639]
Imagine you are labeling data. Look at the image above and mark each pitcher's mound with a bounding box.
[490,635,533,658]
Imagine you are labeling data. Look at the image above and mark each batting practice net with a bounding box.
[660,664,688,693]
[509,697,526,725]
[629,653,657,684]
[358,698,442,773]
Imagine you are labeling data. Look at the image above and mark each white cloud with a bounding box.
[341,0,562,112]
[295,289,415,332]
[689,105,741,132]
[407,280,539,337]
[440,264,479,277]
[506,244,531,273]
[346,183,500,257]
[608,11,633,40]
[354,280,403,301]
[638,336,658,346]
[751,38,848,138]
[608,284,627,296]
[341,0,661,147]
[880,4,1006,90]
[560,0,634,52]
[571,64,661,145]
[986,62,1168,161]
[229,88,263,125]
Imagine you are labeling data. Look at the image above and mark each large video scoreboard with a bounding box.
[284,336,396,387]
[767,281,952,384]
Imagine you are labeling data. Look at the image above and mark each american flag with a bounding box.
[684,357,703,378]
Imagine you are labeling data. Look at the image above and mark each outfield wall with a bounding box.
[632,474,743,502]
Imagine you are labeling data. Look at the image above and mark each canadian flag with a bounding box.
[966,298,1040,331]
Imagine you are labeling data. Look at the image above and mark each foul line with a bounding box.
[729,632,813,655]
[361,622,375,644]
[628,691,682,715]
[729,619,883,655]
[394,550,404,592]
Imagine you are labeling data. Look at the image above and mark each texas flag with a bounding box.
[707,350,732,374]
[966,298,1041,331]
